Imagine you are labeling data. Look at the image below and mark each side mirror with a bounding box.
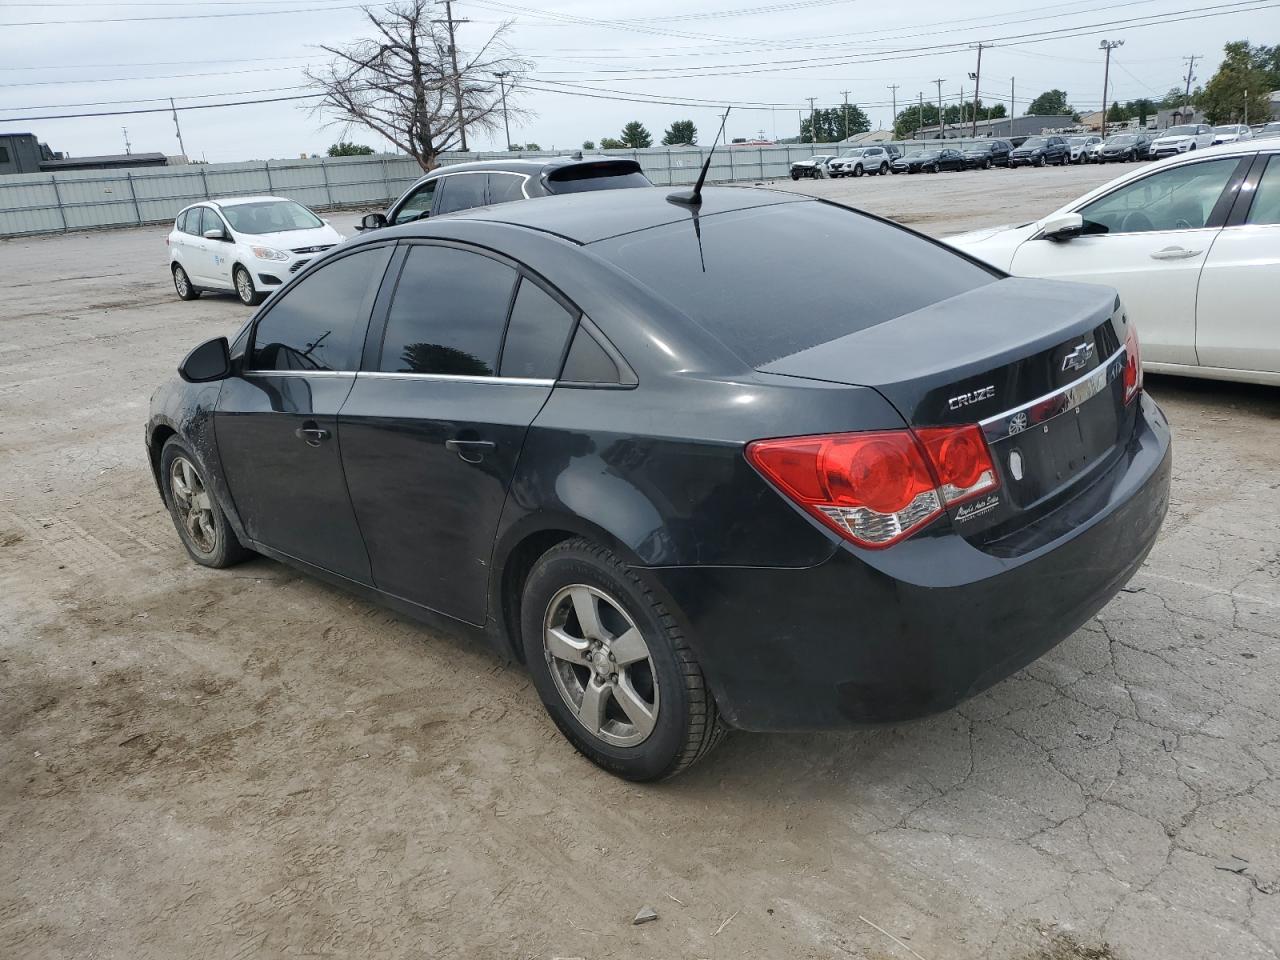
[357,212,387,232]
[179,336,232,383]
[1041,212,1084,242]
[203,227,227,241]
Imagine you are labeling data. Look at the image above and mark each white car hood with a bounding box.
[1152,135,1192,148]
[944,221,1040,271]
[237,224,344,249]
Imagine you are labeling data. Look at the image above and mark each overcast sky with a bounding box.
[1,0,1275,163]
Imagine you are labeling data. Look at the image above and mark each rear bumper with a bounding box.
[646,393,1171,731]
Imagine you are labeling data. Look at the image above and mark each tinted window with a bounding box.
[1246,156,1280,226]
[499,278,577,379]
[393,179,437,225]
[595,202,996,367]
[488,173,526,204]
[379,245,517,375]
[435,174,488,215]
[545,161,652,194]
[1079,158,1239,234]
[250,249,385,372]
[562,325,622,384]
[0,146,9,164]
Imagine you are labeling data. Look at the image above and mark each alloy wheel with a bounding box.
[542,584,659,747]
[174,268,189,297]
[169,456,217,554]
[235,269,253,304]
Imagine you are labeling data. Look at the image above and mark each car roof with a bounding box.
[419,156,635,178]
[204,195,295,207]
[386,184,809,245]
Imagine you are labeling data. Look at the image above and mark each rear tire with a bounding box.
[520,538,726,781]
[172,264,200,301]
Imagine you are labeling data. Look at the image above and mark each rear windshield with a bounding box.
[545,161,652,194]
[593,201,997,367]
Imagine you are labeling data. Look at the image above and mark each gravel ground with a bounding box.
[3,163,1280,960]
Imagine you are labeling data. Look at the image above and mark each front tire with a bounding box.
[791,171,800,181]
[160,438,249,569]
[172,264,201,301]
[233,266,265,306]
[879,161,889,174]
[521,538,725,781]
[853,164,863,178]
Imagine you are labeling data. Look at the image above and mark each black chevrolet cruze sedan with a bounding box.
[147,186,1171,780]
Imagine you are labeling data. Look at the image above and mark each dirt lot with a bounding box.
[3,163,1280,960]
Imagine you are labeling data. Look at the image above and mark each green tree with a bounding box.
[1123,98,1157,126]
[1107,101,1129,123]
[581,140,595,150]
[619,121,653,148]
[1025,89,1074,116]
[800,105,870,143]
[1200,41,1280,124]
[327,141,375,157]
[508,142,541,151]
[1160,86,1190,110]
[662,119,698,145]
[893,102,940,139]
[599,136,625,150]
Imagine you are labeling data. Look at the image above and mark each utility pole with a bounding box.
[169,97,187,159]
[121,126,132,155]
[1099,40,1123,139]
[1182,53,1200,117]
[1244,88,1249,126]
[887,84,899,132]
[840,89,851,141]
[434,1,470,151]
[969,42,984,137]
[1010,76,1015,133]
[494,71,511,150]
[807,96,818,145]
[933,78,945,138]
[918,91,924,139]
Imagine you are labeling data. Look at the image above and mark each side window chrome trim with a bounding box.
[356,371,553,386]
[240,369,356,378]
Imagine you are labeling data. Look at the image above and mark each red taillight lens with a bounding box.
[1123,324,1142,404]
[747,426,999,549]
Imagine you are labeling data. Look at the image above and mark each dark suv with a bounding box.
[358,156,652,231]
[1008,136,1070,167]
[962,140,1012,169]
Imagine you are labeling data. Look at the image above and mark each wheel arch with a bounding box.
[489,513,650,664]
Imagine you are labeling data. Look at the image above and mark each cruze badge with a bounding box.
[948,385,995,411]
[1061,342,1095,372]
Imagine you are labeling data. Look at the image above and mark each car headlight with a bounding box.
[251,246,290,261]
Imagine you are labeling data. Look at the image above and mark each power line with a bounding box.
[0,92,320,122]
[2,2,372,25]
[521,0,1270,81]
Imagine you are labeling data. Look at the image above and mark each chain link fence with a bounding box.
[0,140,993,238]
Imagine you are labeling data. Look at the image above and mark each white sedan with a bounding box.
[168,196,345,306]
[948,140,1280,386]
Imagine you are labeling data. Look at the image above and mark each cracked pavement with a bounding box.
[3,177,1279,959]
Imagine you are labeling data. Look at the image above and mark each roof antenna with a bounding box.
[667,108,730,207]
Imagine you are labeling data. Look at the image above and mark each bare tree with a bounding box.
[306,0,531,171]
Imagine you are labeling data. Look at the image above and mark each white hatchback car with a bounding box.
[168,196,345,306]
[947,140,1280,386]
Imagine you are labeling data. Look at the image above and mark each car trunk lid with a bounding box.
[757,277,1133,543]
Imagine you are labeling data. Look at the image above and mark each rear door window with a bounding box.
[488,173,526,204]
[434,174,488,215]
[498,278,578,379]
[377,245,517,375]
[1246,156,1280,226]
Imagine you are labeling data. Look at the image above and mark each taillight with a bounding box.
[747,426,999,549]
[1123,324,1142,403]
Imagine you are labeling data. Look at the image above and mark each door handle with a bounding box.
[1149,245,1202,261]
[295,423,330,446]
[445,438,495,464]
